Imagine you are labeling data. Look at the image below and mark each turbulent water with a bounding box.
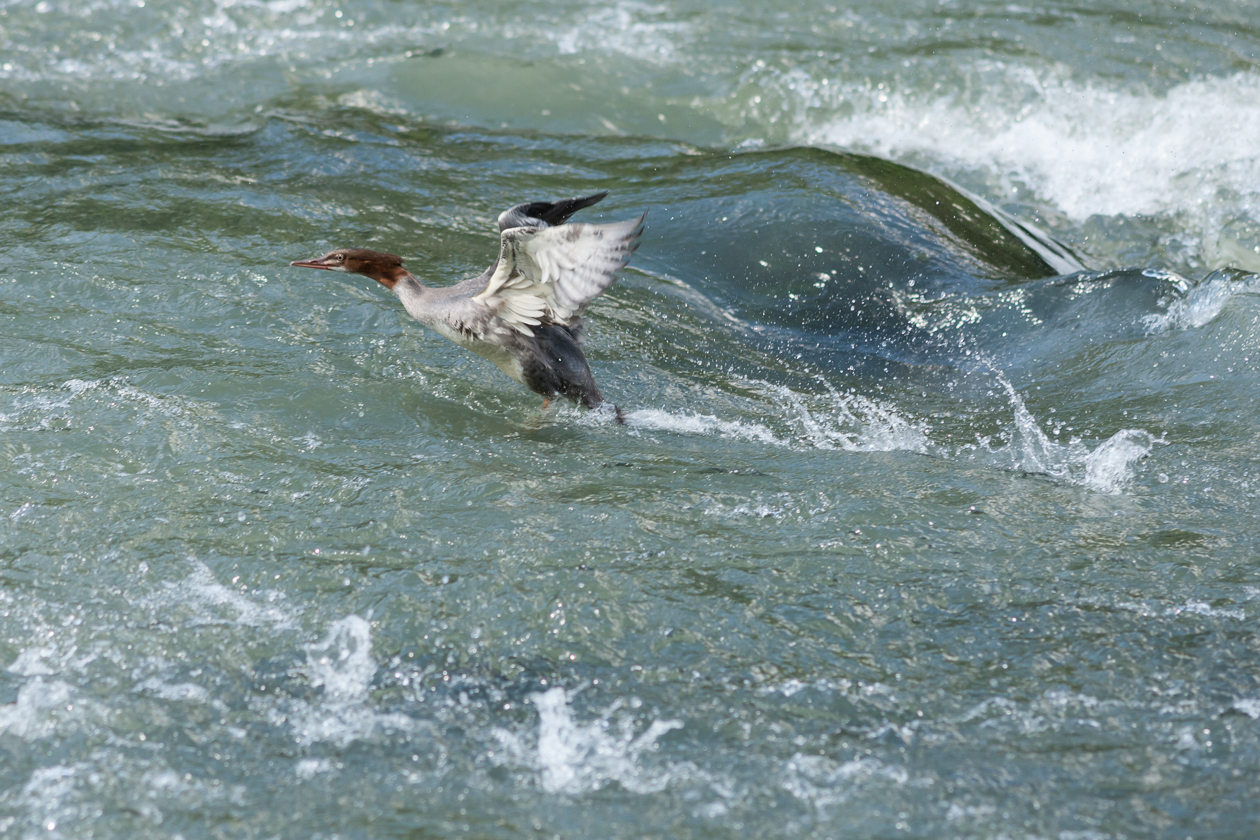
[3,1,1260,838]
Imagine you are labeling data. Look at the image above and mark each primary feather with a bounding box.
[474,214,646,334]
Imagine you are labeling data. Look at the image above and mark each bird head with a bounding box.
[290,248,408,289]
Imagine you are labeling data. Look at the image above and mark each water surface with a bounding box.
[3,1,1260,838]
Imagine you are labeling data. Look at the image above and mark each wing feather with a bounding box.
[472,213,645,336]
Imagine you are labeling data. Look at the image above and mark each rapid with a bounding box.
[2,1,1259,837]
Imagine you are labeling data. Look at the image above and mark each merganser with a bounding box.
[291,192,645,417]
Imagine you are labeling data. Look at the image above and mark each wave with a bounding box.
[586,373,1153,494]
[784,68,1260,271]
[1142,267,1260,332]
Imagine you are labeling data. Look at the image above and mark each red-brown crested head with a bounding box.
[290,248,408,289]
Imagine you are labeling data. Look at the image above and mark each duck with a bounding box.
[291,192,645,419]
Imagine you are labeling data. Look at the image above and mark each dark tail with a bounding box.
[573,378,624,425]
[582,395,625,425]
[534,191,608,226]
[579,389,625,424]
[499,192,609,231]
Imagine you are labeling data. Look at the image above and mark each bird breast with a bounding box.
[427,319,528,385]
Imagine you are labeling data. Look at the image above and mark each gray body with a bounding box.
[293,192,645,413]
[394,273,605,407]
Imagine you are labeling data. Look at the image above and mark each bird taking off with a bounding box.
[291,192,645,419]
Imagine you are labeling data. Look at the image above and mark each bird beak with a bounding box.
[290,256,333,270]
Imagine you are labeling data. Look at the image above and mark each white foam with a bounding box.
[792,69,1260,254]
[946,802,998,822]
[0,678,76,740]
[547,1,689,65]
[7,645,60,677]
[5,634,95,680]
[296,432,323,450]
[61,379,101,395]
[492,686,682,795]
[1233,699,1260,720]
[305,615,375,701]
[156,560,294,628]
[624,408,786,445]
[1165,601,1245,621]
[133,678,211,704]
[17,763,81,835]
[0,0,340,84]
[1143,269,1260,333]
[295,758,335,779]
[781,753,911,814]
[1086,597,1245,621]
[2,377,192,434]
[706,500,787,520]
[758,677,859,699]
[971,375,1154,494]
[1082,429,1157,495]
[958,696,1020,724]
[779,380,930,453]
[285,615,415,747]
[622,379,929,455]
[0,383,80,431]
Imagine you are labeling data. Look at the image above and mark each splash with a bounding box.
[0,679,77,740]
[774,380,930,454]
[623,408,787,446]
[620,378,929,455]
[0,377,193,433]
[1143,268,1260,333]
[966,375,1155,494]
[153,560,294,629]
[1082,431,1158,495]
[782,753,911,815]
[534,686,682,794]
[613,374,1152,494]
[493,686,682,795]
[286,615,414,747]
[305,615,375,701]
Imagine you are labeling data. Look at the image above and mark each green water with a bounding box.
[3,1,1260,838]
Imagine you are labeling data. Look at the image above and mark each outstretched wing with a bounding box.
[472,213,646,336]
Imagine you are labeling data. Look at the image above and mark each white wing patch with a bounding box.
[472,215,644,336]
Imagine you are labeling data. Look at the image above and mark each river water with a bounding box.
[2,1,1260,838]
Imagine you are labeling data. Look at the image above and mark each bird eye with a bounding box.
[335,254,345,261]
